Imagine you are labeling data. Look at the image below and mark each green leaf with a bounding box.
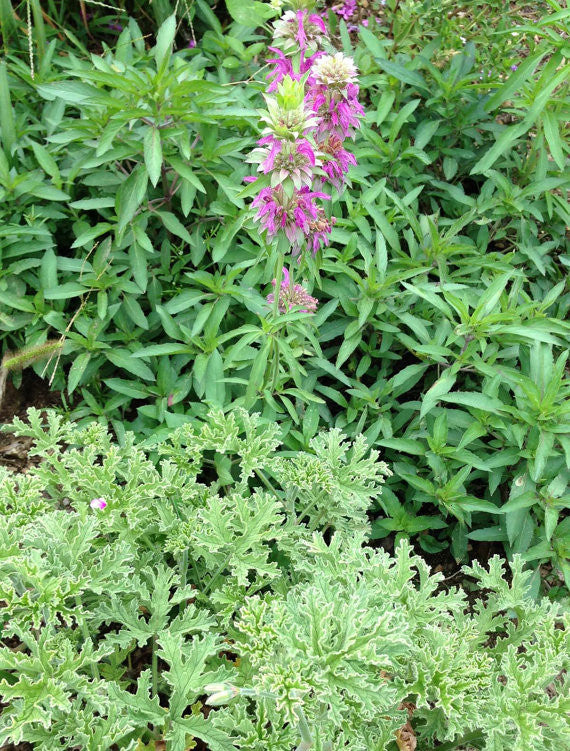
[104,378,150,399]
[154,14,176,71]
[168,157,206,192]
[44,283,88,299]
[169,714,235,751]
[225,0,275,25]
[123,295,149,329]
[245,340,270,407]
[472,272,511,321]
[501,491,537,514]
[414,119,440,150]
[129,242,149,293]
[457,499,501,514]
[440,392,506,414]
[508,509,535,554]
[420,370,457,419]
[71,222,113,249]
[542,110,566,170]
[158,631,223,716]
[400,473,435,495]
[470,119,531,174]
[336,334,361,369]
[365,204,400,252]
[545,506,558,542]
[30,141,61,186]
[116,167,148,232]
[69,197,116,210]
[373,59,428,91]
[531,431,555,482]
[377,438,425,455]
[0,291,35,312]
[375,90,395,126]
[36,80,99,104]
[144,127,162,187]
[205,349,225,406]
[0,61,16,159]
[468,526,507,542]
[156,211,192,243]
[68,352,91,394]
[106,349,155,381]
[132,343,189,357]
[30,185,70,201]
[484,53,542,112]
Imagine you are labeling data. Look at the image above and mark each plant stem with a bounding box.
[273,251,284,318]
[151,633,159,698]
[255,468,281,498]
[75,596,99,680]
[271,250,285,392]
[179,549,189,589]
[295,706,314,750]
[431,730,485,751]
[204,553,232,596]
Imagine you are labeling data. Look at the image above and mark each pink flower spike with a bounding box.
[90,497,107,510]
[266,270,318,314]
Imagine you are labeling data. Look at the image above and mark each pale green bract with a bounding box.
[0,409,568,750]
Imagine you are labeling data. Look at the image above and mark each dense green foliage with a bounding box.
[0,408,568,750]
[1,2,569,748]
[1,0,568,579]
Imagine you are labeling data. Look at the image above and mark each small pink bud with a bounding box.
[90,497,107,510]
[167,394,174,407]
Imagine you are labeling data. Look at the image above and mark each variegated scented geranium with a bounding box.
[1,409,568,751]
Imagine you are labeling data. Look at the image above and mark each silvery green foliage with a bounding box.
[0,409,568,750]
[219,533,569,751]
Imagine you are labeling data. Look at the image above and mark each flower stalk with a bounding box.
[246,1,364,316]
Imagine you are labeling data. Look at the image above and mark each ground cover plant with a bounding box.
[0,408,568,750]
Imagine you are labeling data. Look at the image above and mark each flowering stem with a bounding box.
[272,251,284,318]
[270,250,285,392]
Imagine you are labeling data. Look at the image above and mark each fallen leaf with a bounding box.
[395,720,417,751]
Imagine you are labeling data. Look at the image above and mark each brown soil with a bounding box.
[0,372,63,472]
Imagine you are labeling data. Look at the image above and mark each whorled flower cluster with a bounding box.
[249,5,363,256]
[247,2,364,314]
[267,267,319,313]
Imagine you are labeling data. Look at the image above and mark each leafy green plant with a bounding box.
[0,408,568,750]
[1,4,569,581]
